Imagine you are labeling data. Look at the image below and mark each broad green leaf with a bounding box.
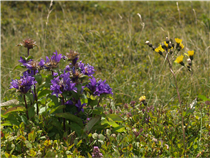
[92,107,103,115]
[84,116,100,133]
[48,95,59,106]
[38,90,51,98]
[114,125,126,133]
[13,65,26,70]
[198,94,208,101]
[55,113,84,127]
[66,122,82,136]
[50,105,66,114]
[106,114,123,122]
[28,106,35,119]
[34,74,42,85]
[3,106,25,115]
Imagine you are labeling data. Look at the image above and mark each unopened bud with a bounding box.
[166,37,169,44]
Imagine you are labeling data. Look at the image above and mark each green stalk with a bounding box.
[165,50,186,154]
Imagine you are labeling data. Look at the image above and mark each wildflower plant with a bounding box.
[3,38,114,140]
[146,37,195,154]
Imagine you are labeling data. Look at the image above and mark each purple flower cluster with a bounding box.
[19,57,42,76]
[86,77,113,96]
[50,71,77,97]
[10,73,37,94]
[40,51,63,70]
[78,61,95,77]
[92,146,103,158]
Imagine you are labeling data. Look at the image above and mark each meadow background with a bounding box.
[1,1,210,157]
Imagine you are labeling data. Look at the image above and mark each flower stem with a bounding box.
[62,97,66,131]
[166,51,186,153]
[27,48,30,57]
[34,71,39,115]
[97,97,102,107]
[24,94,29,120]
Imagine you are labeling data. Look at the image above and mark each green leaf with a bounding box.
[68,122,83,136]
[55,113,84,127]
[45,150,56,157]
[114,125,126,133]
[92,107,103,115]
[3,106,25,116]
[38,90,51,98]
[198,95,208,101]
[28,130,35,142]
[25,140,32,149]
[106,114,123,122]
[34,74,42,85]
[13,65,26,70]
[28,106,35,119]
[50,105,66,114]
[84,116,100,133]
[48,95,58,106]
[101,117,125,133]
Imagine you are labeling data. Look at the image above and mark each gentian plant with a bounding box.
[3,39,114,140]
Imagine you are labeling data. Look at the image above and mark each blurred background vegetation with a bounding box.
[1,1,210,106]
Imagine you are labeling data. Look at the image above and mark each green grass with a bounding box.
[1,1,210,157]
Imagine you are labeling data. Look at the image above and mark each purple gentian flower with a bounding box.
[19,57,27,64]
[10,75,37,94]
[86,77,113,96]
[50,72,77,98]
[75,100,86,112]
[41,51,63,70]
[78,61,95,77]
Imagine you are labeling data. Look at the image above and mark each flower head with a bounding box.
[139,96,146,102]
[17,38,37,49]
[179,43,184,49]
[78,61,95,77]
[164,41,168,48]
[86,77,113,96]
[185,50,194,60]
[50,72,77,98]
[175,38,182,44]
[10,75,37,94]
[65,50,79,65]
[42,51,63,70]
[155,45,165,55]
[174,55,184,66]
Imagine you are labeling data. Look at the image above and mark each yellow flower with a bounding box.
[155,45,164,53]
[155,47,160,53]
[187,50,194,57]
[174,55,184,66]
[180,43,184,49]
[139,96,146,102]
[164,41,168,48]
[175,38,182,44]
[185,50,194,60]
